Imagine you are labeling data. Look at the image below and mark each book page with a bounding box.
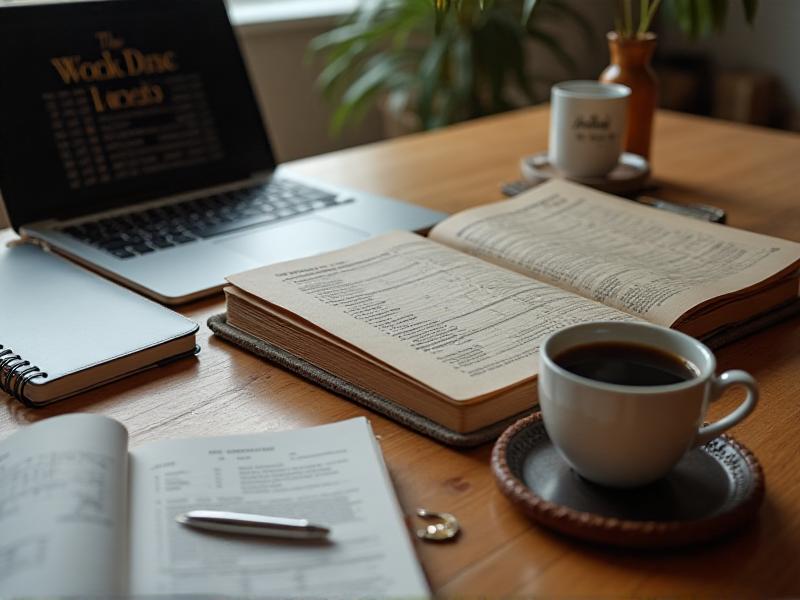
[430,179,800,326]
[127,418,428,598]
[0,414,129,596]
[227,231,634,402]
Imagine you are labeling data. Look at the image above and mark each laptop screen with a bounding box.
[0,0,275,230]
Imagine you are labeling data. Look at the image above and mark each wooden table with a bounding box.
[2,106,800,596]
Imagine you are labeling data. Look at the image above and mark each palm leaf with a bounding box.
[450,31,474,108]
[666,0,758,37]
[316,41,369,98]
[696,0,713,36]
[417,32,451,128]
[670,0,696,37]
[331,55,411,134]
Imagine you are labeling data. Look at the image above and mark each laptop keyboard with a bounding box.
[61,180,352,259]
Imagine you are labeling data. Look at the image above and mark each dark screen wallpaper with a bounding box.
[0,0,274,229]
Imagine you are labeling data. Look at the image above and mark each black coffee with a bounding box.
[553,342,699,386]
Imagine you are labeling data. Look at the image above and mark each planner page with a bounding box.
[431,179,800,328]
[0,414,129,596]
[127,418,429,598]
[227,231,632,402]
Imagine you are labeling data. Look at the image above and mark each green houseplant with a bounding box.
[311,0,595,134]
[313,0,758,137]
[611,0,758,39]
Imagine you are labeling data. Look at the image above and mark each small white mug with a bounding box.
[548,80,631,178]
[538,322,758,488]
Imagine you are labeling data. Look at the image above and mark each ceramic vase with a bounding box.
[599,32,658,160]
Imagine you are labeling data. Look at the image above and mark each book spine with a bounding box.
[0,344,48,407]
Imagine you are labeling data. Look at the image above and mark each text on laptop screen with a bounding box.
[0,0,274,229]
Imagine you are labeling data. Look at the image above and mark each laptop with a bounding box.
[0,0,445,304]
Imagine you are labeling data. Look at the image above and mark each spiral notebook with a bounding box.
[0,243,199,407]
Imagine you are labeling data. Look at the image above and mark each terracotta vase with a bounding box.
[599,32,658,160]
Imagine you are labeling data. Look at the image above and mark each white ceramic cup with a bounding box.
[538,321,758,488]
[548,80,631,178]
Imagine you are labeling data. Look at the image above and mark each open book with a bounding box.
[0,414,428,597]
[223,180,800,434]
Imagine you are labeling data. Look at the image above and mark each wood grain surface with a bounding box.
[2,107,800,596]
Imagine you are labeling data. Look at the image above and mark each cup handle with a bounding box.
[694,370,759,447]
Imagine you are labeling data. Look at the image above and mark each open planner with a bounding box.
[220,180,800,435]
[0,414,429,597]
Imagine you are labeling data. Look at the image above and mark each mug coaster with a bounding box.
[491,412,765,548]
[520,152,650,195]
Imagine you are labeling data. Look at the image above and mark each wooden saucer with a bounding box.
[491,412,765,548]
[520,152,650,195]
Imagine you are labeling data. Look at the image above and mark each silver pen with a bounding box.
[176,510,331,540]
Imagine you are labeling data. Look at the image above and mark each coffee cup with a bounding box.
[538,321,758,488]
[548,80,631,178]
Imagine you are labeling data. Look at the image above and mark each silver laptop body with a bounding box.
[0,0,444,304]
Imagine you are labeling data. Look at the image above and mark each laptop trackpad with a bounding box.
[216,218,369,265]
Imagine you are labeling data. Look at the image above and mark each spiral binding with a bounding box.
[0,344,48,408]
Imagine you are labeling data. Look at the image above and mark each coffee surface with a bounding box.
[553,342,699,386]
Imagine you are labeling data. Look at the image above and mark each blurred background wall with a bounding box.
[233,3,385,163]
[234,0,799,164]
[656,0,800,130]
[232,0,615,163]
[1,0,797,230]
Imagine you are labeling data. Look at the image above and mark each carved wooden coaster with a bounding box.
[491,412,765,548]
[520,152,650,195]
